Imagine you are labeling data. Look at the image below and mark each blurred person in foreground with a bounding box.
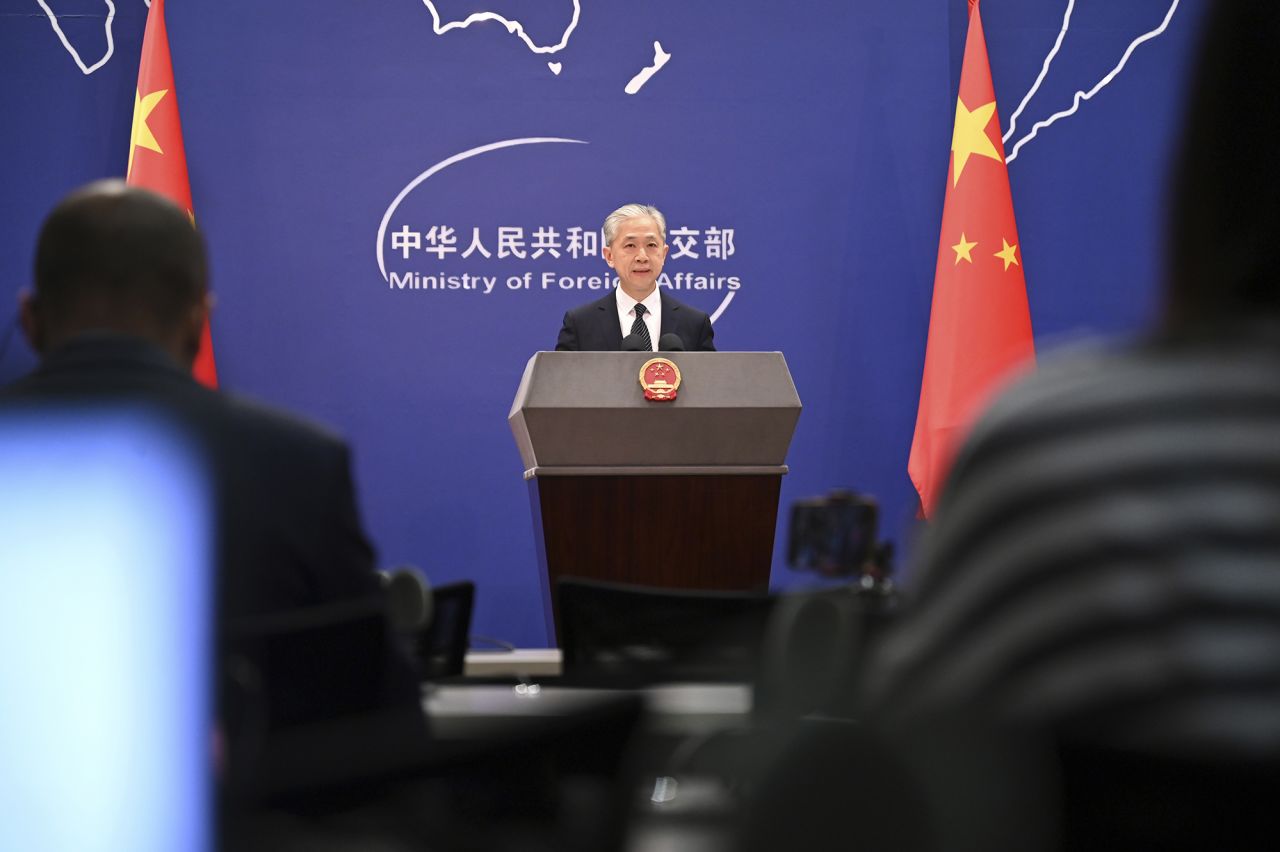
[5,180,422,744]
[863,2,1280,848]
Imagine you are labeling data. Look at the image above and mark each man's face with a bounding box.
[603,216,668,300]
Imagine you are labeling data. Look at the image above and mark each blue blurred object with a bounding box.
[0,406,211,852]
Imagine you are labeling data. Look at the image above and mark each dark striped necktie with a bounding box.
[631,303,653,351]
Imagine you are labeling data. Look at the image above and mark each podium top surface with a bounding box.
[508,351,801,474]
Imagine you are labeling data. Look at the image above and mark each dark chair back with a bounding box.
[735,719,937,852]
[421,691,645,852]
[223,596,401,733]
[220,595,427,802]
[557,577,775,683]
[412,580,475,680]
[1058,741,1280,851]
[756,584,899,721]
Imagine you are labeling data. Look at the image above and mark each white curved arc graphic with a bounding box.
[708,291,733,325]
[1002,0,1074,145]
[1006,0,1180,164]
[377,137,587,281]
[377,136,732,325]
[37,0,117,76]
[420,0,581,54]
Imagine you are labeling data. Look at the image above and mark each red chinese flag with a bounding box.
[908,0,1034,517]
[127,0,217,387]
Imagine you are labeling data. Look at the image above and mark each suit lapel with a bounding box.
[659,291,679,339]
[603,290,623,351]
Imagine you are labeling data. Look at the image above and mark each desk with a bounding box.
[424,683,752,739]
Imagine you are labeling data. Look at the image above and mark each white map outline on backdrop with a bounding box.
[625,41,670,95]
[37,0,116,75]
[1003,0,1181,164]
[420,0,580,54]
[39,0,1178,126]
[417,1,669,91]
[40,0,586,76]
[37,0,150,76]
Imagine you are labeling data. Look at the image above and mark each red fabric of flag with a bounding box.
[908,0,1034,518]
[127,0,217,387]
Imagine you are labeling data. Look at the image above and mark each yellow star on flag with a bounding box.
[951,98,1003,186]
[128,88,169,179]
[951,232,978,265]
[995,238,1020,271]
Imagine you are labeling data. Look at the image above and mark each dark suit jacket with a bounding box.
[555,289,716,351]
[0,334,379,618]
[0,334,422,727]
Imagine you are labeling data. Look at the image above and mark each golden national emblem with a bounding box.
[639,358,682,401]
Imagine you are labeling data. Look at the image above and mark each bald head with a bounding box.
[25,180,209,364]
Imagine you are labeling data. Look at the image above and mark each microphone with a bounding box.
[621,333,649,351]
[658,333,685,352]
[378,566,433,632]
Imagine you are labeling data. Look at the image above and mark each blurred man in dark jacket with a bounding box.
[6,179,421,740]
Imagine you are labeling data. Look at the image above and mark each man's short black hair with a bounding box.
[33,180,207,335]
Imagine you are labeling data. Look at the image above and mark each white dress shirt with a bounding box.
[615,288,662,351]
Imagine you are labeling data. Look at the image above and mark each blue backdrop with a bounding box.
[1,0,1206,646]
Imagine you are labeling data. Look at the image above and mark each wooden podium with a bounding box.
[509,352,801,642]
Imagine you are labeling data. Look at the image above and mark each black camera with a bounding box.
[786,489,880,578]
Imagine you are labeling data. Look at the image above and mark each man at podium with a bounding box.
[555,204,716,352]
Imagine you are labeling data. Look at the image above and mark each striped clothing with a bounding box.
[867,334,1280,757]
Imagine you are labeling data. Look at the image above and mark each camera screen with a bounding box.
[787,493,878,577]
